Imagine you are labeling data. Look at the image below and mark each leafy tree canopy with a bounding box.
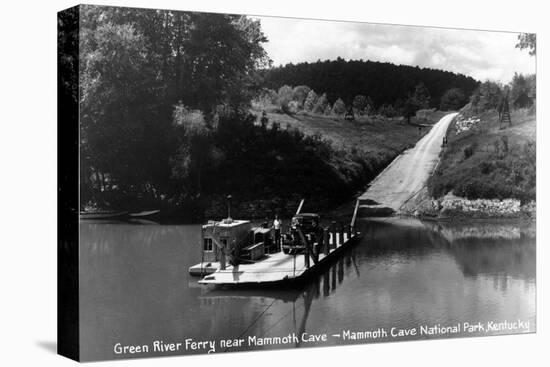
[516,33,536,56]
[440,88,467,111]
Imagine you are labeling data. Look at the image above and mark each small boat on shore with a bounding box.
[79,211,128,220]
[80,209,161,220]
[128,209,161,218]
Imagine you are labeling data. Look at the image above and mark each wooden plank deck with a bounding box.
[198,232,359,285]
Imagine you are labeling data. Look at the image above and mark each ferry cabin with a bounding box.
[201,219,252,268]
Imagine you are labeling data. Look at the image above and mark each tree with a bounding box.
[413,83,431,109]
[254,88,278,109]
[183,13,269,115]
[469,89,481,113]
[352,95,368,114]
[79,6,269,209]
[313,93,329,114]
[474,81,503,111]
[303,89,318,112]
[400,83,432,123]
[516,33,536,56]
[510,73,536,108]
[378,104,398,118]
[365,96,375,115]
[277,85,294,113]
[80,18,162,199]
[402,97,417,123]
[440,88,467,111]
[292,85,311,108]
[171,104,212,196]
[332,98,346,115]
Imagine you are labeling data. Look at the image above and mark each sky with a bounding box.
[254,16,536,83]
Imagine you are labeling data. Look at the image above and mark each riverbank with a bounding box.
[407,190,536,220]
[415,104,536,220]
[428,105,535,203]
[81,109,454,222]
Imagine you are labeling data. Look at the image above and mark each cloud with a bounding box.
[255,16,535,83]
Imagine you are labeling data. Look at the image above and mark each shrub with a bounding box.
[277,85,294,113]
[251,89,279,112]
[480,161,494,174]
[440,88,466,111]
[332,98,346,115]
[304,89,318,112]
[352,95,368,114]
[313,93,329,114]
[472,81,503,111]
[292,85,311,108]
[287,100,300,114]
[378,104,397,118]
[463,144,476,160]
[413,83,431,109]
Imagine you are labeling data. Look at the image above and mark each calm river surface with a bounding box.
[79,218,536,361]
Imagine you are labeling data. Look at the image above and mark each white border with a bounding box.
[0,0,547,366]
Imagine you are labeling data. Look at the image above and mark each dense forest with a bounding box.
[260,59,479,110]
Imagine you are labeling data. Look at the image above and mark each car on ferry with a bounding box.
[282,213,321,254]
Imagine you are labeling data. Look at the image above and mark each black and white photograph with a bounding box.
[55,3,540,362]
[4,0,550,365]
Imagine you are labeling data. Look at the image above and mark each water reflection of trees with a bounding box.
[359,219,536,281]
[358,220,450,257]
[423,220,535,242]
[80,222,200,256]
[447,237,535,280]
[425,220,535,281]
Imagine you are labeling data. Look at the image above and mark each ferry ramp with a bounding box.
[358,112,458,216]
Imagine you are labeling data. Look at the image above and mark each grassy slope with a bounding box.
[428,106,536,203]
[203,110,437,220]
[248,110,436,217]
[255,110,430,157]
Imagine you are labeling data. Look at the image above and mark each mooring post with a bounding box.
[339,222,344,246]
[323,271,330,297]
[323,228,329,255]
[318,230,324,256]
[331,221,337,249]
[219,248,226,270]
[350,199,359,235]
[304,240,310,268]
[347,224,352,241]
[312,235,318,258]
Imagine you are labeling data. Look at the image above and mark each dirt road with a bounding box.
[358,112,458,215]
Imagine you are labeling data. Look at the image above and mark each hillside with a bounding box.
[255,110,431,155]
[260,58,479,108]
[423,105,536,218]
[232,109,437,218]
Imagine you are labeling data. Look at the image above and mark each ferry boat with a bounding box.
[188,218,276,276]
[188,200,361,285]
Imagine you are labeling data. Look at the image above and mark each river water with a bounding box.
[79,218,536,361]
